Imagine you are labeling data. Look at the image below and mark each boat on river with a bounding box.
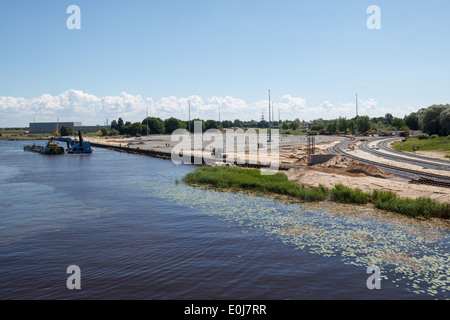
[24,138,65,155]
[24,131,92,155]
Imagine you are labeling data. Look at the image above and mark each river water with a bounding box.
[0,140,448,299]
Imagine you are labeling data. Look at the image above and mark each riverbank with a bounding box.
[183,166,450,221]
[15,133,450,204]
[84,135,450,203]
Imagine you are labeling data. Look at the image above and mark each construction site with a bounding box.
[83,131,450,204]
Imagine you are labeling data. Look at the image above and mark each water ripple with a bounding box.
[132,179,450,298]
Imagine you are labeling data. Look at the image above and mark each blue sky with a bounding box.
[1,0,450,126]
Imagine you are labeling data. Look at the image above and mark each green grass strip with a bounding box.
[182,165,328,202]
[182,166,450,219]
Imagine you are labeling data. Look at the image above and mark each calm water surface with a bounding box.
[0,140,449,299]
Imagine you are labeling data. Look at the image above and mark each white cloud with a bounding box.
[0,90,418,127]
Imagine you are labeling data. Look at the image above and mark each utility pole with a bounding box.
[146,105,149,136]
[268,89,272,142]
[188,100,191,133]
[278,104,280,123]
[272,101,274,127]
[356,93,359,137]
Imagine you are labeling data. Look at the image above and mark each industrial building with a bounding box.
[29,122,110,134]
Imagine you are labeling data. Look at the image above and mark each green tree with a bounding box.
[205,119,219,130]
[110,120,118,131]
[165,117,186,134]
[282,122,289,130]
[221,120,233,128]
[326,120,337,133]
[60,125,73,136]
[233,119,244,128]
[439,108,450,136]
[420,104,449,136]
[385,113,394,126]
[290,121,300,130]
[392,117,406,130]
[248,120,258,128]
[189,119,205,132]
[348,119,356,135]
[101,127,109,136]
[119,121,132,135]
[357,116,372,133]
[258,120,269,128]
[337,117,348,133]
[117,118,124,130]
[404,112,420,131]
[129,122,147,136]
[142,117,165,134]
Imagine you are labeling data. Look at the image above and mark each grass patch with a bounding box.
[0,134,49,141]
[182,165,328,202]
[392,136,450,157]
[279,129,308,135]
[372,190,450,219]
[330,184,370,204]
[182,166,450,219]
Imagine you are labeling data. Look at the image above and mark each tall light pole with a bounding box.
[188,100,191,133]
[355,93,359,137]
[268,89,272,142]
[146,105,149,137]
[278,103,280,123]
[272,101,274,126]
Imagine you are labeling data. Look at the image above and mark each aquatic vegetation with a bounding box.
[133,178,450,298]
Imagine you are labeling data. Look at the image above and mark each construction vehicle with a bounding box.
[24,122,92,155]
[55,131,93,154]
[399,131,410,137]
[24,137,65,155]
[362,129,375,136]
[378,130,392,137]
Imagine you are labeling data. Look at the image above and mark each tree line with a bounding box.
[99,103,450,137]
[316,104,450,136]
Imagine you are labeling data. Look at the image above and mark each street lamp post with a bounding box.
[356,93,359,137]
[268,89,272,142]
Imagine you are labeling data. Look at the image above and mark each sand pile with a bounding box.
[319,155,358,168]
[293,156,309,165]
[345,163,395,178]
[316,154,394,178]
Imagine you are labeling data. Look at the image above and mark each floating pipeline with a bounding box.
[24,145,44,153]
[90,142,297,171]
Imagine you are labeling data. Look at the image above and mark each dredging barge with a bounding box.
[24,131,93,155]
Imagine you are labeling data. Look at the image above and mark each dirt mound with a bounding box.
[319,155,358,168]
[293,156,309,165]
[346,163,395,178]
[318,155,394,178]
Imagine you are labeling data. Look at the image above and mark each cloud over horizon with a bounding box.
[0,90,414,127]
